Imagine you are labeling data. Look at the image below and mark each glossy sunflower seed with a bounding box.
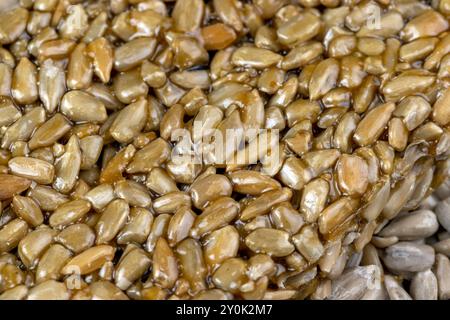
[49,199,91,229]
[61,90,107,124]
[35,244,72,284]
[115,248,151,290]
[2,106,46,149]
[354,102,395,147]
[61,244,115,276]
[0,174,31,200]
[11,195,43,227]
[27,280,70,300]
[56,224,95,254]
[11,57,38,105]
[245,228,294,257]
[95,199,129,244]
[8,157,54,185]
[18,227,56,268]
[117,207,153,245]
[152,238,178,289]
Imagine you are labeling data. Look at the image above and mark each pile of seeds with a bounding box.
[325,181,450,300]
[1,0,450,300]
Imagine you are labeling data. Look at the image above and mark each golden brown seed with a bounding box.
[1,107,45,149]
[80,135,103,170]
[27,185,68,212]
[159,104,185,141]
[0,63,12,96]
[83,184,115,212]
[115,248,151,290]
[357,37,386,56]
[86,37,113,83]
[336,154,369,196]
[27,280,69,300]
[228,170,281,196]
[212,258,249,294]
[117,207,153,245]
[0,219,28,253]
[172,36,209,70]
[153,192,191,215]
[0,174,31,200]
[231,47,282,69]
[172,0,204,32]
[240,188,293,221]
[245,228,295,257]
[401,10,448,42]
[35,244,72,283]
[56,224,96,254]
[53,135,81,194]
[388,118,409,151]
[146,168,179,196]
[270,202,304,234]
[141,60,167,88]
[203,225,239,267]
[354,102,396,147]
[95,199,129,244]
[394,96,431,131]
[278,157,314,191]
[113,68,149,104]
[309,58,340,100]
[114,180,152,208]
[399,38,439,63]
[109,99,148,144]
[38,39,75,61]
[11,58,38,105]
[292,226,324,264]
[176,239,207,293]
[49,199,91,229]
[18,227,56,268]
[61,245,115,275]
[8,157,54,185]
[213,0,243,32]
[67,43,93,90]
[318,197,360,235]
[433,87,450,126]
[0,7,29,45]
[153,238,178,289]
[190,197,239,238]
[0,97,20,128]
[100,144,136,184]
[126,138,170,174]
[190,174,232,209]
[61,90,107,123]
[39,59,66,113]
[277,12,321,46]
[29,114,72,151]
[382,73,435,101]
[154,80,186,107]
[201,23,237,51]
[282,42,323,71]
[300,178,329,223]
[114,37,156,70]
[11,195,44,227]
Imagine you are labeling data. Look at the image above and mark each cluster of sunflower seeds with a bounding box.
[325,181,450,300]
[1,0,450,300]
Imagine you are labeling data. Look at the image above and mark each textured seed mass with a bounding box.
[1,0,450,301]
